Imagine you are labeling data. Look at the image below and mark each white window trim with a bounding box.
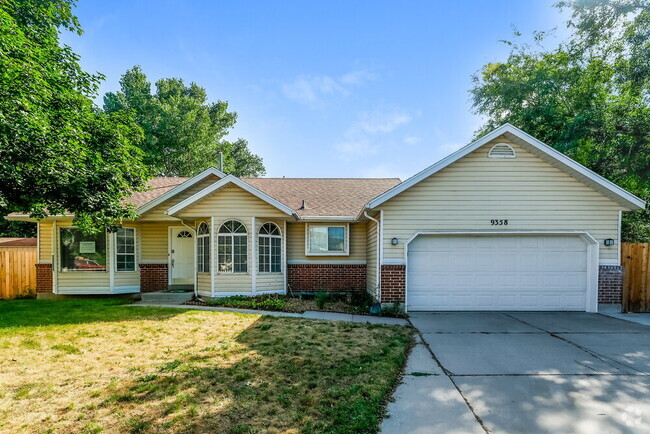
[197,222,210,274]
[114,227,137,273]
[217,220,248,274]
[58,227,109,273]
[304,223,350,256]
[258,222,282,274]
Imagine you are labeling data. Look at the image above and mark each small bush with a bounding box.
[380,303,403,317]
[205,294,287,311]
[315,292,328,309]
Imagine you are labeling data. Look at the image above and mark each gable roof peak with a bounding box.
[367,124,645,210]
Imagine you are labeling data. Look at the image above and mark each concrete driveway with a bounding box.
[383,312,650,434]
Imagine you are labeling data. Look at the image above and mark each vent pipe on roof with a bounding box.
[298,200,306,210]
[219,152,223,172]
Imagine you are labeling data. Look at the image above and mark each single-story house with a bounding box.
[6,124,644,312]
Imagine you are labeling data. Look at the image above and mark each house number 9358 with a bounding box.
[490,219,508,225]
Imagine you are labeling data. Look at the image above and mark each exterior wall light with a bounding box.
[391,237,399,245]
[604,238,615,246]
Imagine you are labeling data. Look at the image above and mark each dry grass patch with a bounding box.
[0,299,411,433]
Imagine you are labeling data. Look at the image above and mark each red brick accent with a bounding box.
[35,263,53,293]
[380,265,405,304]
[139,264,168,292]
[599,265,622,304]
[287,264,366,292]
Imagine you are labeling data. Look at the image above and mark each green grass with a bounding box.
[0,298,412,433]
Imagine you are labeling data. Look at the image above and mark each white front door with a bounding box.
[170,227,195,285]
[407,234,589,311]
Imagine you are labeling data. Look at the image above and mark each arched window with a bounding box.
[258,222,281,273]
[218,220,247,273]
[197,222,210,273]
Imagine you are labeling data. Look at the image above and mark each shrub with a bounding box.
[315,292,328,309]
[205,294,287,311]
[380,303,403,317]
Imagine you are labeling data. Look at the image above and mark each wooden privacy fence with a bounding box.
[622,243,650,313]
[0,247,37,299]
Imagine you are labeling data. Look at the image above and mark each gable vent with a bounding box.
[488,143,516,159]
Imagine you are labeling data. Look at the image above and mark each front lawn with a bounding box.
[0,299,411,433]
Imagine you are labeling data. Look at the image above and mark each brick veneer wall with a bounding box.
[598,265,623,304]
[287,264,366,292]
[380,265,406,304]
[35,263,53,293]
[140,264,168,292]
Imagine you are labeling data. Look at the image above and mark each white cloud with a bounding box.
[282,69,377,107]
[356,111,412,134]
[334,108,414,161]
[403,135,421,144]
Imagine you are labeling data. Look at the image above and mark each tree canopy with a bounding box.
[471,0,650,241]
[0,0,150,235]
[103,66,265,178]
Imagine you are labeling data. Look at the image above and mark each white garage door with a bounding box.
[407,235,588,311]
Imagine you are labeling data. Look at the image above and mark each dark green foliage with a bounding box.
[205,294,288,311]
[471,0,650,241]
[314,292,328,309]
[0,0,150,234]
[104,66,265,177]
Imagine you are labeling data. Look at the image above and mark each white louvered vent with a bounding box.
[488,143,516,159]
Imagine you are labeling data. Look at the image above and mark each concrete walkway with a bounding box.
[599,304,650,327]
[130,301,409,326]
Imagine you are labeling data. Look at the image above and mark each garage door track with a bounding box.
[382,312,650,433]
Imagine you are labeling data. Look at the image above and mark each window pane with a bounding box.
[309,226,328,253]
[271,237,281,272]
[328,227,345,252]
[218,235,232,272]
[258,236,269,273]
[234,235,247,273]
[115,228,135,271]
[60,228,107,271]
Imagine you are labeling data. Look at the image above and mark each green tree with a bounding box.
[104,66,266,177]
[471,0,650,241]
[0,0,150,235]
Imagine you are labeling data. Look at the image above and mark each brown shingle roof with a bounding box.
[128,177,189,208]
[242,178,401,217]
[131,176,401,217]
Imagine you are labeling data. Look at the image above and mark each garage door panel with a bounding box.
[407,235,588,311]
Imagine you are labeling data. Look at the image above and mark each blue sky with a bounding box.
[61,0,569,180]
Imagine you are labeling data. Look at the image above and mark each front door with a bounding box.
[169,227,195,285]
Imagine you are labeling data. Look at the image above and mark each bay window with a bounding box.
[59,228,107,271]
[218,220,247,273]
[258,222,281,273]
[115,227,136,272]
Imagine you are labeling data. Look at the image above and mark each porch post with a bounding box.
[283,220,287,294]
[252,216,256,294]
[210,216,215,297]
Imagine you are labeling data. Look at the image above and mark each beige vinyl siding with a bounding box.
[379,137,626,262]
[197,273,210,295]
[257,273,284,292]
[176,184,290,219]
[366,219,378,295]
[38,220,53,263]
[138,175,221,221]
[286,222,367,263]
[140,222,175,263]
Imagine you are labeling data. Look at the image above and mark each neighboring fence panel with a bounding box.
[0,247,37,299]
[622,243,650,313]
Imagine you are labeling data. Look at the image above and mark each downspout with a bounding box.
[364,211,381,300]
